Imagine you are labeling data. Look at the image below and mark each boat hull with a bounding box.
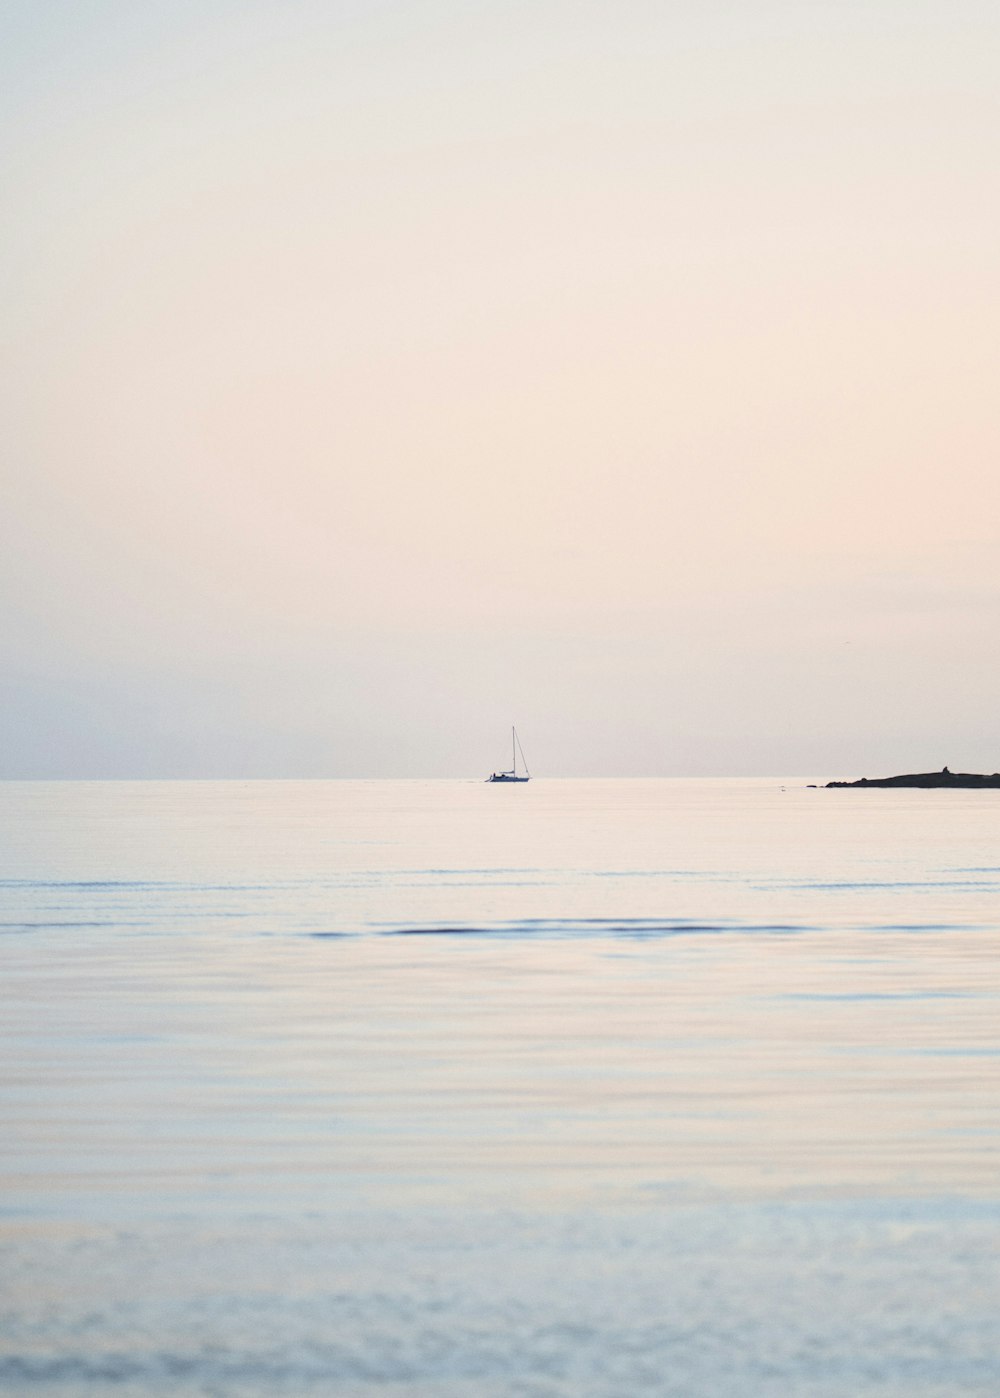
[488,774,529,783]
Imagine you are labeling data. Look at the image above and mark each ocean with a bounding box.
[2,778,999,1396]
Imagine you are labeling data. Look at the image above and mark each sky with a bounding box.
[2,0,998,777]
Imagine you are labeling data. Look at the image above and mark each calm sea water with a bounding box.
[2,779,999,1396]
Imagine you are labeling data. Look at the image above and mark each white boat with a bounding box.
[488,727,531,783]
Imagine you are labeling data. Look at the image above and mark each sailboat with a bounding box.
[488,727,531,783]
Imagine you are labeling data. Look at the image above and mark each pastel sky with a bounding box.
[3,1,998,777]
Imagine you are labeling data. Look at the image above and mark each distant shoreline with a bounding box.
[825,767,1000,789]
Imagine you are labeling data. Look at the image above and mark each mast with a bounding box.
[512,726,516,776]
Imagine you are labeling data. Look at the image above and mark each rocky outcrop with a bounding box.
[826,766,1000,789]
